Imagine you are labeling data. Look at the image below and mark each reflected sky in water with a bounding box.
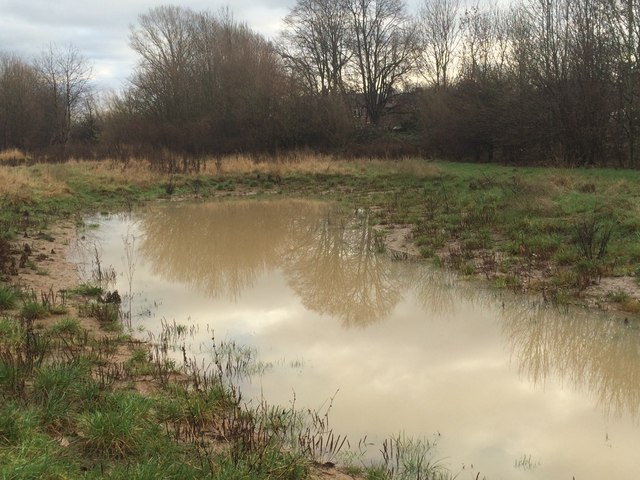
[85,199,640,480]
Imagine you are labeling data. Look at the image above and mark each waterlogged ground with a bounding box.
[81,199,640,480]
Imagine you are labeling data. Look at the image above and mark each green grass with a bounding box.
[20,300,49,320]
[0,284,19,311]
[124,347,153,375]
[374,433,456,480]
[68,284,103,297]
[80,391,159,458]
[33,360,99,431]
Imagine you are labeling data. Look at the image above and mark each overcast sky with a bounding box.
[0,0,295,91]
[0,0,425,91]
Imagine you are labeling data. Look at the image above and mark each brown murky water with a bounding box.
[86,199,640,480]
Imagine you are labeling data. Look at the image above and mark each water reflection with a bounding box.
[139,200,324,301]
[140,201,412,326]
[282,210,403,326]
[137,199,640,418]
[502,301,640,418]
[410,266,461,317]
[90,200,640,479]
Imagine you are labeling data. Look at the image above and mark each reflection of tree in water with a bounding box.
[282,210,403,327]
[402,259,500,318]
[502,302,640,418]
[139,200,326,299]
[406,264,458,316]
[140,201,465,328]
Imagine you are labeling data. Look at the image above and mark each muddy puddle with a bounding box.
[81,199,640,479]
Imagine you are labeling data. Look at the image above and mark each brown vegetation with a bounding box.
[2,0,639,166]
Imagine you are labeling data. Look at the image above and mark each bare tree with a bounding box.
[129,6,198,121]
[342,0,419,124]
[36,44,92,145]
[0,55,41,150]
[418,0,461,87]
[279,0,351,95]
[120,6,291,156]
[459,4,506,81]
[567,0,616,164]
[606,0,640,166]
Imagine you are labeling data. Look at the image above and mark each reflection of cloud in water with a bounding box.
[91,200,640,479]
[502,301,640,419]
[139,201,445,327]
[137,198,640,419]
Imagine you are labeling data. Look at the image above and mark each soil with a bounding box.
[583,276,640,310]
[311,463,361,480]
[12,221,79,295]
[4,220,180,397]
[375,223,421,259]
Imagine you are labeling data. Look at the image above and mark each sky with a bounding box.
[0,0,426,92]
[0,0,298,91]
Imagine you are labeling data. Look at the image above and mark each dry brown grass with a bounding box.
[0,154,439,204]
[0,148,28,162]
[199,153,355,176]
[56,159,165,188]
[0,164,70,202]
[547,172,575,190]
[199,153,439,177]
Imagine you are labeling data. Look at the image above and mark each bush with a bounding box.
[50,317,82,336]
[0,238,14,275]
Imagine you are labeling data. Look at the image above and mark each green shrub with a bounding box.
[69,284,103,297]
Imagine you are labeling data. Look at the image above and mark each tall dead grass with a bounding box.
[199,153,439,177]
[0,154,440,204]
[200,153,354,176]
[0,148,27,162]
[54,159,164,188]
[0,164,70,202]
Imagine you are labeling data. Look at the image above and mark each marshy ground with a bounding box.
[2,153,640,478]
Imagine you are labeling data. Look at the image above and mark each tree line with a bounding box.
[2,0,640,167]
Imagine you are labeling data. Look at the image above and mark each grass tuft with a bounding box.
[0,284,19,311]
[50,317,83,336]
[80,391,158,458]
[20,300,49,320]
